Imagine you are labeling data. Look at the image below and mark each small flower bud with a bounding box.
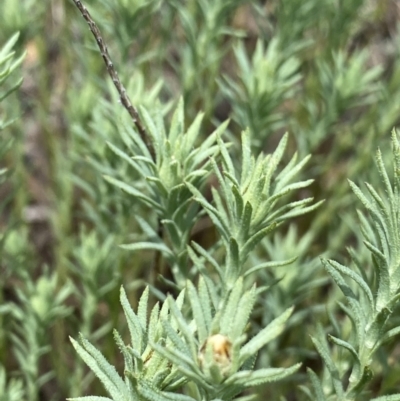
[198,334,232,377]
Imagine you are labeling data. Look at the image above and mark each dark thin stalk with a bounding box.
[71,0,155,161]
[71,0,162,273]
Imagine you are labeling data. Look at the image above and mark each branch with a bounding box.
[71,0,155,160]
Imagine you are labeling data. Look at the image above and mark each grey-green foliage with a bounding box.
[0,34,25,399]
[298,50,382,153]
[252,225,328,352]
[0,32,24,259]
[167,0,246,117]
[307,132,400,401]
[89,0,162,60]
[0,31,24,268]
[274,0,365,50]
[7,271,73,401]
[70,73,166,236]
[70,228,119,308]
[69,228,120,336]
[70,286,188,401]
[188,130,323,290]
[68,229,122,397]
[104,98,224,287]
[69,280,300,401]
[65,1,400,400]
[0,0,44,40]
[153,278,300,400]
[0,364,24,401]
[0,32,24,132]
[70,97,323,399]
[259,226,324,305]
[220,39,301,148]
[0,31,24,397]
[317,50,382,114]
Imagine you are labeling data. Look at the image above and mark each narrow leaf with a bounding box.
[240,306,293,362]
[70,337,126,400]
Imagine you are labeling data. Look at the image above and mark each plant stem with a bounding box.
[70,0,155,160]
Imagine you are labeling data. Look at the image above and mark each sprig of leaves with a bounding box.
[188,130,323,288]
[220,39,302,147]
[105,99,225,286]
[308,131,400,401]
[70,280,300,401]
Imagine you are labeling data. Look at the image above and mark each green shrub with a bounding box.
[1,1,400,400]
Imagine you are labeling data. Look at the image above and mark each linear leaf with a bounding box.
[241,223,277,259]
[67,397,114,401]
[169,97,184,143]
[120,242,174,259]
[311,335,344,398]
[349,180,373,211]
[150,342,209,389]
[232,184,244,221]
[220,278,244,334]
[380,326,400,345]
[276,154,311,192]
[0,32,20,58]
[275,199,324,221]
[103,175,161,210]
[70,337,126,400]
[161,319,190,356]
[244,257,297,277]
[376,148,393,197]
[198,276,212,330]
[186,280,208,343]
[322,259,365,338]
[139,384,197,401]
[138,287,149,333]
[225,363,301,387]
[106,141,146,176]
[240,201,252,238]
[166,296,197,359]
[239,306,293,362]
[240,128,252,185]
[307,368,327,401]
[231,286,256,338]
[190,242,223,280]
[325,259,374,308]
[120,287,144,353]
[328,335,359,361]
[370,395,400,401]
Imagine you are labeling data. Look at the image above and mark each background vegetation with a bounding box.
[1,0,400,400]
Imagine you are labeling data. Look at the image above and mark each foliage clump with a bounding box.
[1,1,400,401]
